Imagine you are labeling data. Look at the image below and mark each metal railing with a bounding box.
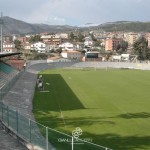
[0,66,112,150]
[0,70,24,100]
[0,101,112,150]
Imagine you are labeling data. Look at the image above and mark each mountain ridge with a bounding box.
[1,16,75,35]
[1,16,150,34]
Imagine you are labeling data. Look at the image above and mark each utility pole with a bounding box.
[0,12,3,53]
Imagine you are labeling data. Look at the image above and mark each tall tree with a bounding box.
[133,37,150,60]
[69,32,75,42]
[78,32,84,42]
[29,35,42,43]
[90,33,97,42]
[116,41,128,54]
[14,39,22,52]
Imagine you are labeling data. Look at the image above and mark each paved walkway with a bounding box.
[0,123,27,150]
[3,70,37,118]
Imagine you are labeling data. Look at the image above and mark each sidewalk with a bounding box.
[0,122,27,150]
[3,70,37,118]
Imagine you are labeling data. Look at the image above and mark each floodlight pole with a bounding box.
[0,12,3,53]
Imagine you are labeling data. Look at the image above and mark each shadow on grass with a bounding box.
[33,74,84,111]
[117,112,150,119]
[42,124,150,150]
[34,112,115,129]
[35,111,150,149]
[48,131,150,150]
[80,133,150,150]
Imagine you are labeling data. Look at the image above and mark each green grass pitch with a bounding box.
[33,68,150,150]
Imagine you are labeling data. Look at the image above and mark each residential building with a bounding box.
[105,38,123,51]
[145,33,150,48]
[124,32,138,46]
[84,37,93,47]
[59,42,74,51]
[61,50,81,60]
[3,35,13,43]
[17,36,30,44]
[41,35,62,46]
[3,42,16,52]
[31,42,46,53]
[56,33,69,39]
[24,43,31,50]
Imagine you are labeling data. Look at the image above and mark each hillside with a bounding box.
[1,16,150,34]
[1,16,75,35]
[98,21,150,32]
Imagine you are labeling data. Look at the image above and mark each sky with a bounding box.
[1,0,150,26]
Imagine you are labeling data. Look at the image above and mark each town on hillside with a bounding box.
[1,30,150,63]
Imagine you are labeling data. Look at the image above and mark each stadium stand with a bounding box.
[0,61,19,88]
[2,62,56,150]
[0,59,27,149]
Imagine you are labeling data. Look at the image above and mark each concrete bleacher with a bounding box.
[0,62,15,74]
[0,62,19,88]
[0,62,27,150]
[0,62,19,75]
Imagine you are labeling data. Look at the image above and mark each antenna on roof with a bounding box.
[0,12,3,53]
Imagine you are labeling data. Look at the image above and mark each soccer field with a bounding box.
[33,68,150,150]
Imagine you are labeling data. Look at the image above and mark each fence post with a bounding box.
[46,127,48,150]
[0,89,1,100]
[7,106,9,126]
[29,119,31,143]
[72,137,74,150]
[16,110,18,134]
[1,102,3,121]
[0,102,1,120]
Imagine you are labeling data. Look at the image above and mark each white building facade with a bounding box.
[59,42,74,51]
[3,42,16,52]
[84,37,93,47]
[31,42,46,53]
[61,50,81,60]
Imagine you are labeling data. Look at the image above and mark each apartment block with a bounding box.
[105,38,123,51]
[124,32,138,46]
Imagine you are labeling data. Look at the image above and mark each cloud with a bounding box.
[1,0,150,25]
[44,16,66,25]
